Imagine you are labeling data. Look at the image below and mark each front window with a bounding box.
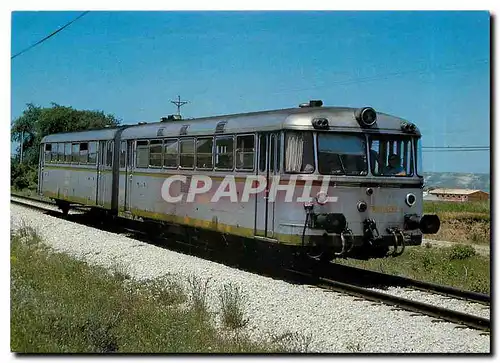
[317,133,367,175]
[416,137,423,176]
[369,136,414,177]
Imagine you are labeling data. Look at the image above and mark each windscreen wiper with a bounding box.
[337,154,347,175]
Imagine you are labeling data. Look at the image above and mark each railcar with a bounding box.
[38,100,440,261]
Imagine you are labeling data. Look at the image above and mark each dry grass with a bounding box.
[423,201,490,245]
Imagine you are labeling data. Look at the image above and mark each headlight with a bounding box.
[406,193,416,207]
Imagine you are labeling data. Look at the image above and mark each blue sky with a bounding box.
[11,11,490,173]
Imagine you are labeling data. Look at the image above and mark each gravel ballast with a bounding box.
[10,204,490,353]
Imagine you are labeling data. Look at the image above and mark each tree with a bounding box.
[11,103,120,190]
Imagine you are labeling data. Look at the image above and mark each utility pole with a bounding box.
[20,129,24,164]
[170,95,188,117]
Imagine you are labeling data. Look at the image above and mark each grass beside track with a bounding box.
[423,201,490,245]
[337,244,490,294]
[10,224,289,353]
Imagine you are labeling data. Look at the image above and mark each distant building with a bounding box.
[428,188,489,202]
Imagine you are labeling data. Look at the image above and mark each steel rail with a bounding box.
[285,268,490,332]
[327,263,490,305]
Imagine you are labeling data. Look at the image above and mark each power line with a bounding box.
[422,146,489,150]
[11,11,90,60]
[423,149,489,152]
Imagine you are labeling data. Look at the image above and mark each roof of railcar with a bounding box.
[41,105,420,143]
[120,106,420,139]
[40,127,122,143]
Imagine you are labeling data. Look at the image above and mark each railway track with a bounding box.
[323,263,490,305]
[284,268,490,332]
[11,193,491,332]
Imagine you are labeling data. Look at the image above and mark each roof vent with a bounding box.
[299,100,323,108]
[180,124,190,135]
[215,120,227,133]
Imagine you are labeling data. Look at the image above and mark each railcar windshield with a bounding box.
[317,133,368,175]
[416,137,423,176]
[369,135,414,177]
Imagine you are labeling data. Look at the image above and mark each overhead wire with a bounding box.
[11,11,90,60]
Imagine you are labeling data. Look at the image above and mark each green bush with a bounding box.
[11,161,38,191]
[449,244,477,260]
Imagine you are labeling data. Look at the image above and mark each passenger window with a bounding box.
[57,143,65,162]
[215,136,234,170]
[80,142,89,164]
[51,143,58,162]
[64,143,71,163]
[164,139,178,168]
[179,138,195,168]
[106,141,113,167]
[196,137,213,169]
[44,144,52,163]
[119,141,126,168]
[71,143,79,163]
[236,135,255,171]
[136,140,149,168]
[259,135,266,172]
[88,142,97,165]
[149,140,163,167]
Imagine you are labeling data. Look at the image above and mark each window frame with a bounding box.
[163,138,179,169]
[214,135,235,171]
[368,135,414,177]
[195,136,214,170]
[316,132,368,176]
[235,133,256,172]
[179,137,195,169]
[148,139,163,168]
[284,130,315,174]
[135,139,150,169]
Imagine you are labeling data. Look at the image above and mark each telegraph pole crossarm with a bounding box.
[170,95,188,117]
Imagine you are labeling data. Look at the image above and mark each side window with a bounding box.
[51,143,58,162]
[71,143,79,163]
[80,142,89,164]
[149,140,163,167]
[44,144,52,163]
[196,137,213,169]
[136,140,149,168]
[236,135,255,171]
[259,134,266,172]
[215,136,234,170]
[164,139,178,168]
[179,138,195,168]
[88,142,97,165]
[106,141,114,167]
[57,143,65,162]
[285,131,314,173]
[119,141,126,168]
[64,143,71,163]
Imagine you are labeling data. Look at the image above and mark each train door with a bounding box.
[96,140,113,208]
[255,132,280,238]
[123,140,134,212]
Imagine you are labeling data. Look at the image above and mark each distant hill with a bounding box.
[424,172,490,193]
